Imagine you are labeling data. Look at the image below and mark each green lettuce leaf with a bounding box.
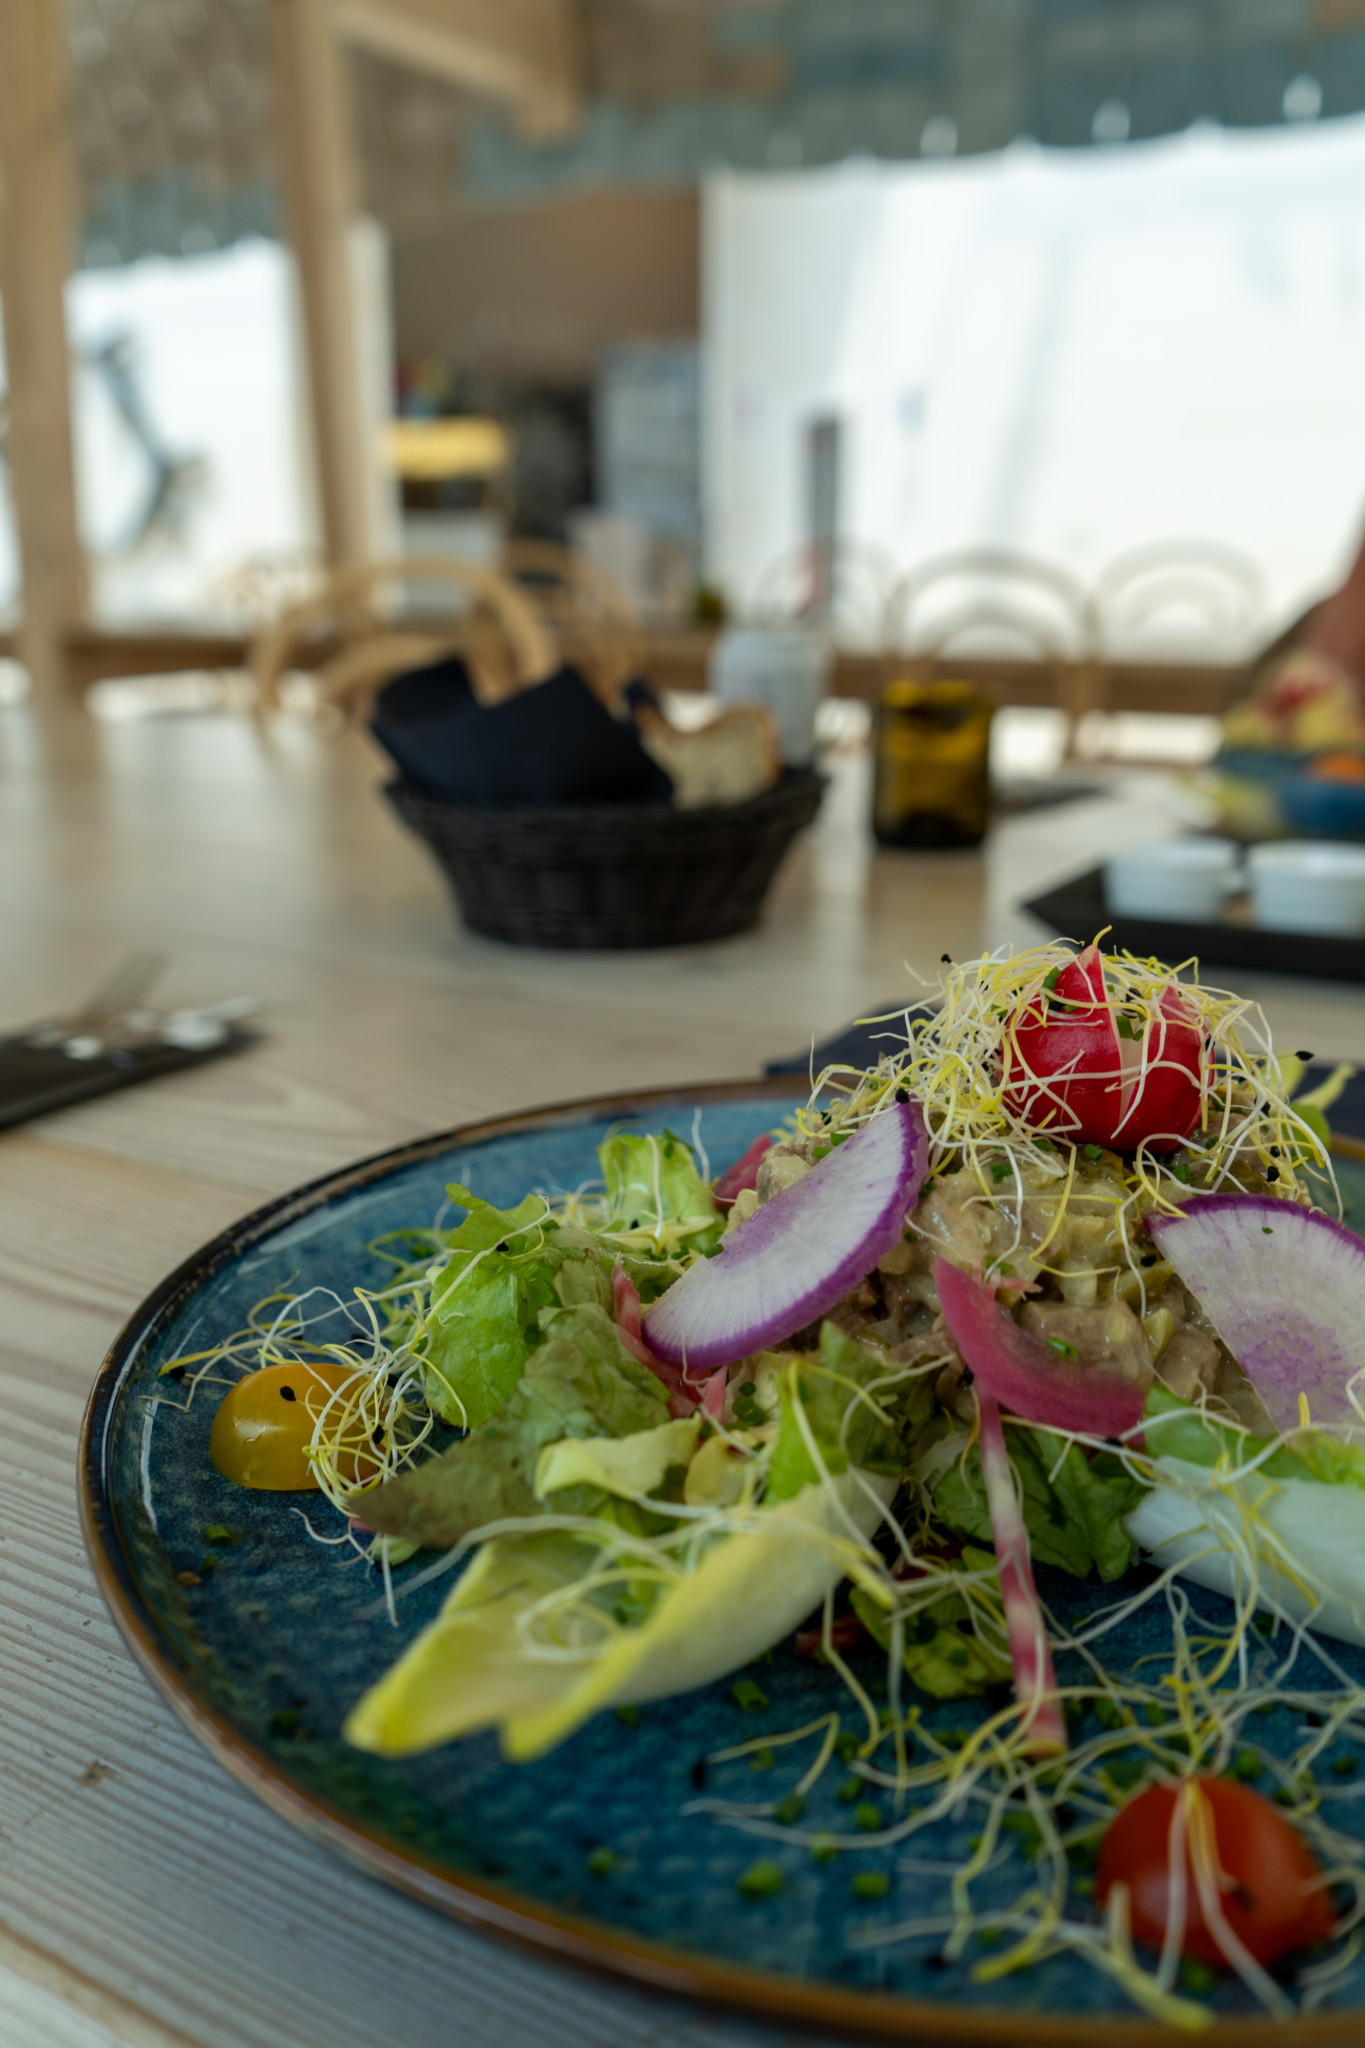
[535,1416,701,1503]
[852,1547,1013,1701]
[930,1423,1144,1582]
[359,1301,669,1550]
[420,1183,612,1429]
[766,1323,931,1504]
[1142,1382,1365,1492]
[346,1467,896,1759]
[600,1129,722,1255]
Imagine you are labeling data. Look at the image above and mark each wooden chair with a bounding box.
[250,555,559,722]
[1093,540,1267,665]
[882,549,1101,754]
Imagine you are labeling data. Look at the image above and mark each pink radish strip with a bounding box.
[1146,1194,1365,1436]
[713,1133,773,1210]
[701,1366,728,1421]
[612,1262,699,1418]
[935,1257,1146,1439]
[643,1101,929,1371]
[977,1388,1068,1754]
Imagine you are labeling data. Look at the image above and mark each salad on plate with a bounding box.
[182,939,1365,2028]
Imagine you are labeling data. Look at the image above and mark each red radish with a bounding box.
[642,1102,929,1371]
[1002,946,1203,1153]
[935,1258,1147,1439]
[976,1388,1067,1754]
[1146,1194,1365,1436]
[713,1133,773,1210]
[700,1366,727,1421]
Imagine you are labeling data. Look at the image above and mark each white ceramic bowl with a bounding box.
[1248,841,1365,937]
[1104,838,1239,921]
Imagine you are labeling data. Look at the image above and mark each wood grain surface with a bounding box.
[3,699,1363,2048]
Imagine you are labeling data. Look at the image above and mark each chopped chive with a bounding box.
[1228,1749,1262,1782]
[1178,1958,1217,1996]
[1047,1337,1079,1362]
[737,1859,785,1899]
[774,1792,806,1826]
[990,1161,1011,1183]
[732,1679,768,1712]
[854,1802,882,1834]
[616,1704,640,1728]
[1043,966,1062,993]
[203,1524,233,1543]
[851,1871,891,1900]
[1331,1755,1358,1779]
[811,1835,841,1863]
[269,1708,301,1738]
[587,1846,618,1876]
[1082,1143,1103,1161]
[838,1776,864,1804]
[749,1746,776,1772]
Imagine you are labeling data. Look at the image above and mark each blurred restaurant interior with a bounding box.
[7,1,1365,2043]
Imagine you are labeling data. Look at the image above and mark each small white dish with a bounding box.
[1248,841,1365,937]
[1104,838,1239,921]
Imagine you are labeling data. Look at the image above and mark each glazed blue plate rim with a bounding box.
[78,1080,1356,2048]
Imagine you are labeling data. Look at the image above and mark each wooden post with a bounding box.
[270,0,374,566]
[0,0,86,697]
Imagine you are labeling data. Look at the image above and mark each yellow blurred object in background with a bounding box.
[382,417,512,482]
[873,678,995,849]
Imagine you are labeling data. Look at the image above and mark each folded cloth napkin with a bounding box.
[370,656,674,808]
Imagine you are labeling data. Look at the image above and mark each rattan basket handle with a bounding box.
[251,556,559,716]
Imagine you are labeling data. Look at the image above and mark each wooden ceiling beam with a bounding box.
[332,0,581,140]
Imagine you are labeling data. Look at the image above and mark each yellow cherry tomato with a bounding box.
[209,1362,374,1491]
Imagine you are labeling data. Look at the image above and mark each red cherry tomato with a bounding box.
[209,1362,375,1491]
[1097,1777,1334,1969]
[1002,946,1203,1152]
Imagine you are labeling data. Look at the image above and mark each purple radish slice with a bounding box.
[976,1388,1068,1755]
[935,1258,1147,1439]
[1146,1195,1365,1437]
[642,1101,929,1372]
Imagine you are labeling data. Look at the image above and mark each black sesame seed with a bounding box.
[690,1756,708,1789]
[959,1366,975,1389]
[941,953,952,964]
[1297,1051,1315,1061]
[279,1384,297,1403]
[895,1087,909,1104]
[1265,1167,1280,1183]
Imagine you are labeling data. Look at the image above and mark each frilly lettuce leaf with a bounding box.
[927,1419,1144,1582]
[358,1301,668,1549]
[1143,1382,1365,1492]
[345,1467,897,1760]
[420,1183,612,1428]
[600,1129,722,1256]
[767,1324,926,1503]
[852,1545,1013,1701]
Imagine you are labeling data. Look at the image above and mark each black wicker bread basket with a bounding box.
[388,768,826,950]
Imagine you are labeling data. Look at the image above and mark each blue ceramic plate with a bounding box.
[81,1085,1365,2046]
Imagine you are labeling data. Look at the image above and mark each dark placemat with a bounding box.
[1023,863,1365,986]
[0,1025,256,1132]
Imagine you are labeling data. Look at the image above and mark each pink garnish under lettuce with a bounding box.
[1146,1194,1365,1437]
[642,1101,930,1371]
[612,1261,700,1417]
[712,1132,773,1210]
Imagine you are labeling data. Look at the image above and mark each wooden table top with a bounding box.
[2,702,1362,2048]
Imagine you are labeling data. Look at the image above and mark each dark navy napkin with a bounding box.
[370,656,674,809]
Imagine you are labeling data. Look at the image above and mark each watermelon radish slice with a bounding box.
[935,1257,1148,1439]
[642,1101,929,1372]
[1146,1195,1365,1436]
